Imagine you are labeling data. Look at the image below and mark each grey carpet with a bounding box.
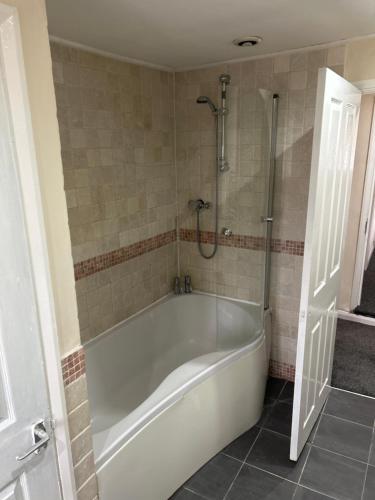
[331,319,375,397]
[354,251,375,317]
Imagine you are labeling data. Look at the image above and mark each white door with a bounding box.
[0,6,62,499]
[290,68,361,461]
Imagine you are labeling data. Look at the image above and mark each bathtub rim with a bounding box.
[83,290,263,351]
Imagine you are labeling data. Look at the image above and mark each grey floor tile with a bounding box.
[369,432,375,466]
[293,486,333,499]
[363,465,375,500]
[307,415,322,444]
[225,464,297,500]
[222,426,260,461]
[246,429,309,482]
[170,488,207,499]
[278,381,294,404]
[265,377,286,400]
[257,398,275,427]
[313,414,372,462]
[324,389,375,427]
[184,453,241,499]
[263,401,293,436]
[300,446,367,500]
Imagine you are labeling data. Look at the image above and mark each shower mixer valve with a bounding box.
[218,158,230,172]
[188,199,211,212]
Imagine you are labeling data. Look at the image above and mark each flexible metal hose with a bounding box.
[197,115,219,259]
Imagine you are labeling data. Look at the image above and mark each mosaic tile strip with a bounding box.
[271,238,304,256]
[269,359,295,382]
[179,228,266,250]
[179,228,304,256]
[62,347,86,387]
[74,230,177,280]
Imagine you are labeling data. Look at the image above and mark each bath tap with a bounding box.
[184,275,193,294]
[174,276,182,295]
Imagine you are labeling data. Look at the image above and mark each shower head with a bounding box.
[196,96,218,114]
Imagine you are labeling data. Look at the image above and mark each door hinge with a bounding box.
[365,219,368,234]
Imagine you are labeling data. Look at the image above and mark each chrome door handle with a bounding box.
[261,216,274,223]
[16,420,50,461]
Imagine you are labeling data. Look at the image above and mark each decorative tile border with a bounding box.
[179,228,304,256]
[73,228,303,282]
[62,347,86,387]
[179,228,265,250]
[271,238,304,256]
[269,359,295,382]
[74,229,177,281]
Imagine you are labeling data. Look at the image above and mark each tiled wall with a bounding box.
[175,65,272,304]
[52,40,347,499]
[52,41,345,378]
[63,348,98,500]
[50,42,178,344]
[174,45,345,371]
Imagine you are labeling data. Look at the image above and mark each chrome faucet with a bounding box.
[174,276,182,295]
[173,275,193,294]
[184,275,193,293]
[188,199,211,212]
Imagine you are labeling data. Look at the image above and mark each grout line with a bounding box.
[361,427,374,500]
[222,426,262,499]
[220,452,244,465]
[73,449,93,469]
[320,411,374,430]
[76,473,96,494]
[322,408,374,429]
[328,385,375,401]
[295,484,338,500]
[239,463,299,486]
[297,445,311,484]
[309,411,323,443]
[70,424,91,445]
[310,443,370,466]
[258,426,291,440]
[183,486,210,500]
[67,398,88,417]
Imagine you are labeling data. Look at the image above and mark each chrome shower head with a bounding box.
[196,96,218,114]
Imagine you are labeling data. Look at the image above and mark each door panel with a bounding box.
[0,477,29,500]
[290,68,361,461]
[0,5,62,498]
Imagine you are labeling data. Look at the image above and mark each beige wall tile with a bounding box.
[77,474,98,500]
[68,400,91,440]
[65,374,89,413]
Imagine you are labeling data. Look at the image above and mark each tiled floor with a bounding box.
[170,378,375,500]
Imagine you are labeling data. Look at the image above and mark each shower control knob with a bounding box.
[219,159,230,172]
[222,227,233,237]
[188,199,211,211]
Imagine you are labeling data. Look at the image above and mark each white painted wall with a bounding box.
[2,0,80,356]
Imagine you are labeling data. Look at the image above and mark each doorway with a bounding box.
[332,92,375,397]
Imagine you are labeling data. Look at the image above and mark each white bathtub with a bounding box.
[85,293,269,500]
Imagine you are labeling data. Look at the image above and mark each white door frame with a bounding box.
[0,4,76,499]
[350,93,375,311]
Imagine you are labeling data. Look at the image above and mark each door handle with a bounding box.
[16,420,50,461]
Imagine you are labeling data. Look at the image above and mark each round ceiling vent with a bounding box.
[233,36,263,48]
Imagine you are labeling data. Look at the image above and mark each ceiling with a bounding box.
[46,0,375,70]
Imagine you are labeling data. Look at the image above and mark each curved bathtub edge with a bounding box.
[95,335,268,500]
[94,330,265,469]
